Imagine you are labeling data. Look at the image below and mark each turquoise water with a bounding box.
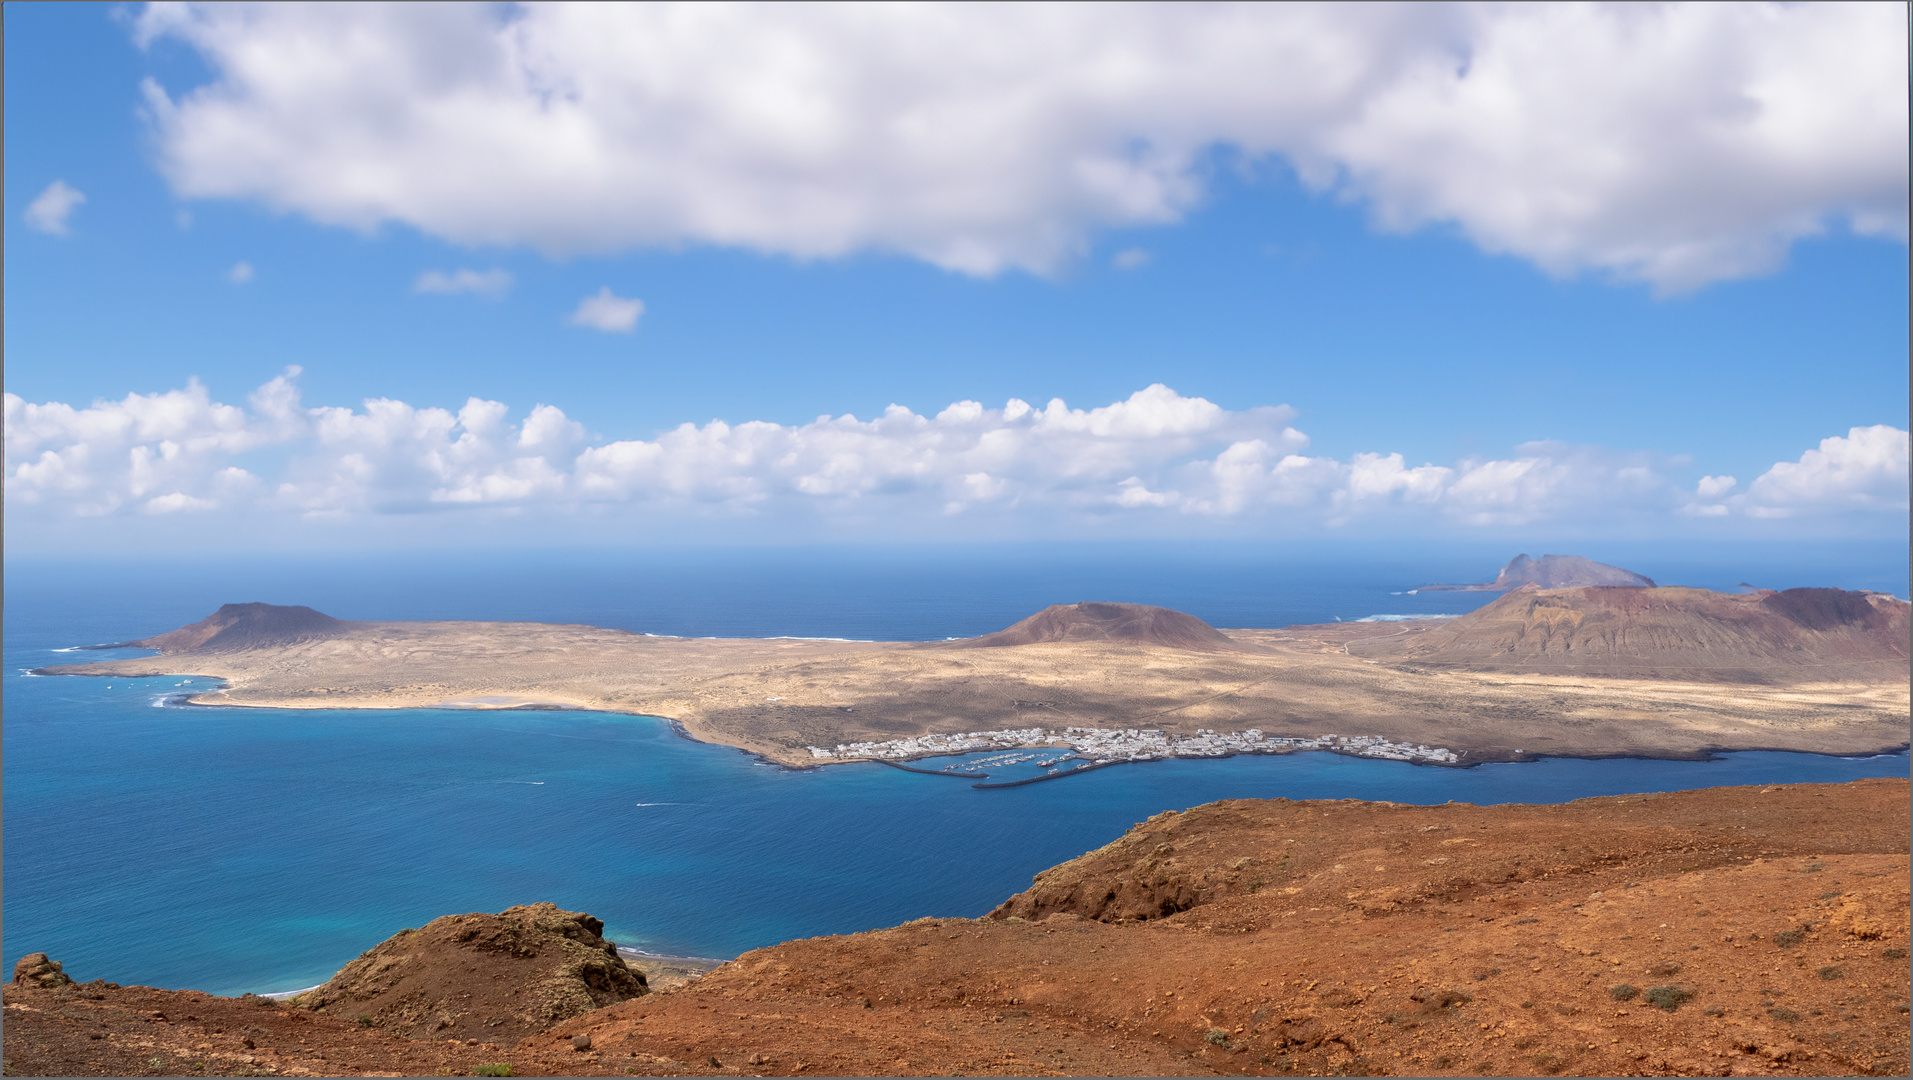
[5,549,1906,997]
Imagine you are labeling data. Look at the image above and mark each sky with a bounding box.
[4,1,1909,556]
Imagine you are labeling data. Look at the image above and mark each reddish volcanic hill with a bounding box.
[1354,585,1911,681]
[950,601,1245,652]
[116,603,351,653]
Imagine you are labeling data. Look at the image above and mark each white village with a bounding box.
[808,725,1461,775]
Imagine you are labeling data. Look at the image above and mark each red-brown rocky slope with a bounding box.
[7,781,1907,1077]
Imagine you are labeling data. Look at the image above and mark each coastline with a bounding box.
[34,605,1910,773]
[57,668,1912,776]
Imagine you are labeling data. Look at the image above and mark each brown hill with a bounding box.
[8,780,1905,1077]
[950,601,1244,652]
[292,902,647,1043]
[1417,552,1655,591]
[109,602,351,654]
[1354,584,1911,681]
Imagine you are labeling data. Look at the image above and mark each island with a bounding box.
[35,574,1911,769]
[1412,552,1656,591]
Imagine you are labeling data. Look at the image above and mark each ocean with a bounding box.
[5,544,1907,997]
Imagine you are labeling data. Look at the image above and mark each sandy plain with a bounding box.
[43,612,1910,767]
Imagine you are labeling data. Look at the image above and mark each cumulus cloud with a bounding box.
[1738,425,1910,517]
[23,180,86,235]
[414,267,513,298]
[132,2,1907,290]
[1697,474,1738,500]
[568,287,644,332]
[14,373,1900,540]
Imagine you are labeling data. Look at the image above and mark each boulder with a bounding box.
[12,953,75,988]
[296,902,647,1042]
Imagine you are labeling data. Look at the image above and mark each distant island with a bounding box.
[1411,552,1656,591]
[36,560,1910,769]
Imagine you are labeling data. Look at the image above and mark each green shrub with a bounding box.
[473,1066,515,1078]
[1767,1007,1800,1022]
[1817,965,1843,980]
[1608,984,1638,1001]
[1883,948,1907,960]
[1205,1029,1230,1046]
[1644,986,1692,1012]
[355,1014,375,1027]
[1773,928,1807,948]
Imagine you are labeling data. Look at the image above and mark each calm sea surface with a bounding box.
[5,546,1906,995]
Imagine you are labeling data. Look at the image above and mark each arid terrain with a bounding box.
[38,585,1912,766]
[8,778,1908,1077]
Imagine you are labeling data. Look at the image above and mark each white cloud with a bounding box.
[568,287,643,332]
[414,267,513,298]
[1111,248,1151,271]
[228,260,255,283]
[1737,425,1910,517]
[134,2,1907,291]
[1696,474,1737,500]
[16,373,1902,542]
[3,375,281,516]
[24,180,86,235]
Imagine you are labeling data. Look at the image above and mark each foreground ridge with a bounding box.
[7,779,1907,1077]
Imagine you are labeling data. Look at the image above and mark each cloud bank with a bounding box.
[7,374,1904,543]
[135,2,1907,291]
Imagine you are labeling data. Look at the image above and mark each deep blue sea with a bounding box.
[5,544,1907,997]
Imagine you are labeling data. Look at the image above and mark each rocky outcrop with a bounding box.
[11,953,74,989]
[949,601,1245,652]
[295,902,646,1042]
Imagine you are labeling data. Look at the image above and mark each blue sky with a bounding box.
[5,2,1908,554]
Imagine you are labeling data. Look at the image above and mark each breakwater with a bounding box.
[970,758,1147,789]
[873,759,988,779]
